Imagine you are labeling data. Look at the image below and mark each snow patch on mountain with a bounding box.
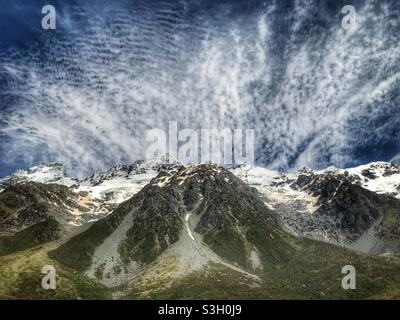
[232,162,400,204]
[0,163,77,188]
[321,162,400,198]
[1,160,399,241]
[0,161,165,227]
[232,162,400,254]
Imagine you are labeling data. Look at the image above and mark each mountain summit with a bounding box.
[51,163,294,287]
[0,161,400,299]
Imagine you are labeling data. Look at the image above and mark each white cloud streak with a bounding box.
[0,0,399,177]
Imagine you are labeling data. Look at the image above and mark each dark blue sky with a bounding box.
[0,0,399,178]
[0,1,65,47]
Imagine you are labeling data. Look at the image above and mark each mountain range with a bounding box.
[0,160,399,299]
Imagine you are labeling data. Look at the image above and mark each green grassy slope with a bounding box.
[124,239,400,300]
[0,243,111,300]
[0,235,399,300]
[0,219,62,257]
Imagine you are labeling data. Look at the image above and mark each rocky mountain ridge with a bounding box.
[1,160,400,257]
[0,161,400,299]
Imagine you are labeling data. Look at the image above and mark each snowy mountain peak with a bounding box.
[232,161,400,255]
[83,158,182,186]
[316,162,400,198]
[231,162,400,198]
[0,162,77,189]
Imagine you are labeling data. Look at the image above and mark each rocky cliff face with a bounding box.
[0,182,79,235]
[233,162,400,255]
[293,173,400,253]
[0,182,78,256]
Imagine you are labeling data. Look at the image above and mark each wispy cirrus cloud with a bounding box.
[0,0,399,177]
